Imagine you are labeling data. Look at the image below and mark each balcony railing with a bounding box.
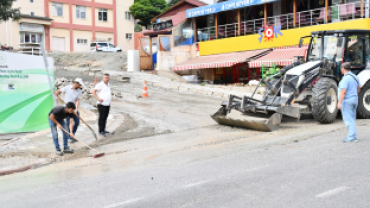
[197,2,365,42]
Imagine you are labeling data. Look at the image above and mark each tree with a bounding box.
[167,0,182,7]
[135,24,143,32]
[0,0,20,22]
[129,0,168,28]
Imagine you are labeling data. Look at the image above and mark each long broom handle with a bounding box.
[60,127,99,153]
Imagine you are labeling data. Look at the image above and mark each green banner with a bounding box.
[0,52,54,134]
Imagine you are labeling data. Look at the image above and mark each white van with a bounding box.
[90,42,122,52]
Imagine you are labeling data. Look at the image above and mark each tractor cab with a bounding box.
[305,30,370,77]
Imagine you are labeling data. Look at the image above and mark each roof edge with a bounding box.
[151,0,207,23]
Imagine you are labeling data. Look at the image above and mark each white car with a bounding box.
[90,42,122,52]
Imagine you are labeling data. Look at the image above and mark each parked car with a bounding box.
[90,42,122,52]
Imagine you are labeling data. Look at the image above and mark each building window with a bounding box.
[126,33,132,40]
[20,32,42,44]
[30,12,34,16]
[77,38,88,44]
[76,6,86,19]
[98,8,108,21]
[125,12,131,20]
[52,3,63,17]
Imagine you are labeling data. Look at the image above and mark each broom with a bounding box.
[61,128,105,158]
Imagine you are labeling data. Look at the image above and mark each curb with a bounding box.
[0,163,41,177]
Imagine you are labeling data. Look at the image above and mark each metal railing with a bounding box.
[197,2,365,42]
[197,26,216,42]
[18,47,42,56]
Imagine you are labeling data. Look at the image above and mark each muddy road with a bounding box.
[2,69,368,208]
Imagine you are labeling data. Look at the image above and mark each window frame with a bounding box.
[126,33,132,40]
[108,43,116,48]
[98,8,108,22]
[97,42,108,48]
[20,32,42,44]
[52,3,63,17]
[77,38,88,44]
[76,5,86,19]
[125,11,131,20]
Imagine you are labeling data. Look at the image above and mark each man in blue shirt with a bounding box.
[337,62,361,143]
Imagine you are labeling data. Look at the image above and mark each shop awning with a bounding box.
[172,49,270,71]
[249,45,309,68]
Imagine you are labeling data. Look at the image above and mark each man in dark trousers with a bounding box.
[92,74,112,136]
[337,62,361,143]
[49,102,76,156]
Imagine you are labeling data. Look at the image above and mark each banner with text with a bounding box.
[0,52,54,134]
[186,0,279,18]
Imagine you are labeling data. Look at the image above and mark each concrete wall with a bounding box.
[157,44,197,71]
[95,8,114,27]
[50,28,71,52]
[96,0,112,4]
[0,21,19,49]
[13,0,44,16]
[49,2,70,24]
[72,5,93,26]
[0,0,134,52]
[95,31,114,43]
[116,0,135,51]
[73,30,93,51]
[134,32,144,50]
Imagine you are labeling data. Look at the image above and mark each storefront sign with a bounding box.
[199,19,370,56]
[20,23,44,32]
[0,52,54,134]
[258,25,283,43]
[153,20,173,32]
[186,0,280,18]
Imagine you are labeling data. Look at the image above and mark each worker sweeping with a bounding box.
[54,78,84,143]
[49,102,76,156]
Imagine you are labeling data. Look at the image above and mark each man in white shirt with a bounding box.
[92,74,112,136]
[55,78,83,143]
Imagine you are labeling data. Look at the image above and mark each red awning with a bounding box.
[172,49,270,71]
[249,45,309,68]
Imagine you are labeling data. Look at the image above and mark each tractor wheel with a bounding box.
[312,77,338,123]
[357,81,370,118]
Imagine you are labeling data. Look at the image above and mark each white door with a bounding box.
[52,37,65,51]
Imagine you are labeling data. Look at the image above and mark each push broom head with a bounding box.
[93,153,105,158]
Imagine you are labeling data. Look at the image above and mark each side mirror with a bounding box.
[299,38,303,48]
[337,38,343,47]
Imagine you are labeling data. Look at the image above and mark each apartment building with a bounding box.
[0,0,134,52]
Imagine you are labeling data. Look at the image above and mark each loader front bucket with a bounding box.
[211,107,282,132]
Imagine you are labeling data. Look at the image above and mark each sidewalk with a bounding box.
[0,103,125,176]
